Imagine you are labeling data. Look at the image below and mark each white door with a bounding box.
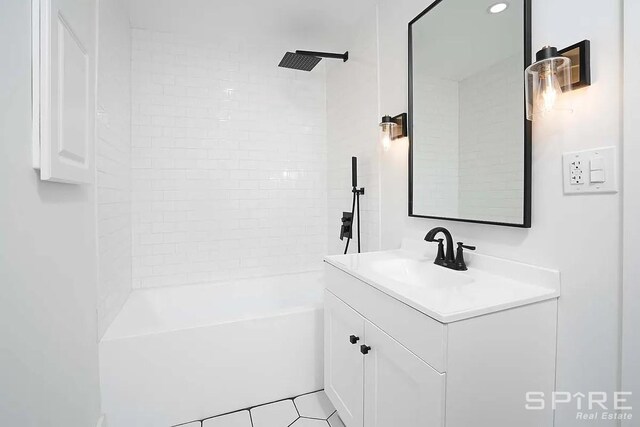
[623,0,640,421]
[363,320,445,427]
[324,291,365,427]
[38,0,95,183]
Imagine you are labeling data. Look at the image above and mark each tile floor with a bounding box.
[174,390,345,427]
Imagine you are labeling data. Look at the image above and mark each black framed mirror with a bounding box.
[408,0,532,228]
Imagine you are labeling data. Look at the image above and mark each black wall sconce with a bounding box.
[525,40,591,121]
[379,113,408,151]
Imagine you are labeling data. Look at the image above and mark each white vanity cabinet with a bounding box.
[362,313,445,427]
[324,258,559,427]
[325,290,365,426]
[325,292,445,427]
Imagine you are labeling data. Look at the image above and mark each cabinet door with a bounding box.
[37,0,96,183]
[363,321,445,427]
[325,291,365,427]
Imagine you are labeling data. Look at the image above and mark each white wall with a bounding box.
[96,0,132,338]
[325,6,381,255]
[130,30,328,288]
[622,0,640,420]
[0,1,102,425]
[377,0,622,425]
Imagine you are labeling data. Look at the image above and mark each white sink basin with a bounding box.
[371,258,474,288]
[324,239,560,323]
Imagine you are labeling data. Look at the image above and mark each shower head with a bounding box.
[278,50,349,71]
[279,52,322,71]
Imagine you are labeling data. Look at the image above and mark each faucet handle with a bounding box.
[457,242,476,251]
[433,239,445,261]
[454,242,475,271]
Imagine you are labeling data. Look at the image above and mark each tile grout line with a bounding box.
[287,397,300,427]
[198,393,312,424]
[176,389,332,427]
[293,397,301,417]
[300,415,333,421]
[291,391,336,426]
[327,409,337,427]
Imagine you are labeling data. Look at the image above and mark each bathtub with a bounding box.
[99,271,324,427]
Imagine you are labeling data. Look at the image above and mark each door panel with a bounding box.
[325,291,365,427]
[39,0,95,183]
[364,321,445,427]
[623,0,640,422]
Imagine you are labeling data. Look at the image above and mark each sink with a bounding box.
[371,258,474,288]
[323,239,560,323]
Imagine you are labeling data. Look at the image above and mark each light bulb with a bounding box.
[536,62,563,114]
[382,130,392,152]
[379,116,401,151]
[541,83,558,112]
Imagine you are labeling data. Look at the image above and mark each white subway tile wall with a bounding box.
[96,0,132,337]
[412,76,460,217]
[459,55,524,224]
[410,55,524,224]
[326,10,381,255]
[130,30,328,288]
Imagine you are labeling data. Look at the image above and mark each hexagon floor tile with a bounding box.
[203,410,252,427]
[294,391,335,420]
[250,399,299,427]
[290,418,330,426]
[172,390,346,427]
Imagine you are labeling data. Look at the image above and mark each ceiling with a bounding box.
[412,0,524,81]
[127,0,374,52]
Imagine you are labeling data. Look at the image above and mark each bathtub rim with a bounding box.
[101,269,325,342]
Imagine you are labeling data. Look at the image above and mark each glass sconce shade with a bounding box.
[381,128,393,152]
[525,47,571,121]
[380,116,397,152]
[379,114,407,151]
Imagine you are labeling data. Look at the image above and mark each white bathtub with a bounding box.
[99,271,324,427]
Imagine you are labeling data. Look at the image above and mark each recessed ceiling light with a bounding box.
[488,2,509,14]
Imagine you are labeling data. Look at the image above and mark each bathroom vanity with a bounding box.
[323,240,560,427]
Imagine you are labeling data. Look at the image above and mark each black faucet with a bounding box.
[424,227,455,265]
[424,227,475,271]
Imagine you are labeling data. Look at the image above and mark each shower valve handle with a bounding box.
[349,335,360,344]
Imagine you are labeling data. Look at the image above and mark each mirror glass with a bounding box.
[409,0,531,227]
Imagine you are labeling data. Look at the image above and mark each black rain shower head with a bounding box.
[278,50,349,71]
[279,52,322,71]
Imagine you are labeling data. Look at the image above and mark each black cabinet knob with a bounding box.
[360,345,372,355]
[349,335,360,344]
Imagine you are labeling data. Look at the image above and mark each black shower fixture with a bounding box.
[340,157,364,254]
[279,50,349,71]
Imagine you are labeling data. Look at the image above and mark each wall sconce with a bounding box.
[379,113,407,151]
[525,40,591,121]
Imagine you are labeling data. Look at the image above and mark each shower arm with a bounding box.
[295,50,349,62]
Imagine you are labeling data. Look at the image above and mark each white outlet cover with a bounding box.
[563,146,618,194]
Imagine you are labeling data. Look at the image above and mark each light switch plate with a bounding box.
[563,146,618,194]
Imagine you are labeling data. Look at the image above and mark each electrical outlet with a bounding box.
[563,147,618,194]
[570,169,584,185]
